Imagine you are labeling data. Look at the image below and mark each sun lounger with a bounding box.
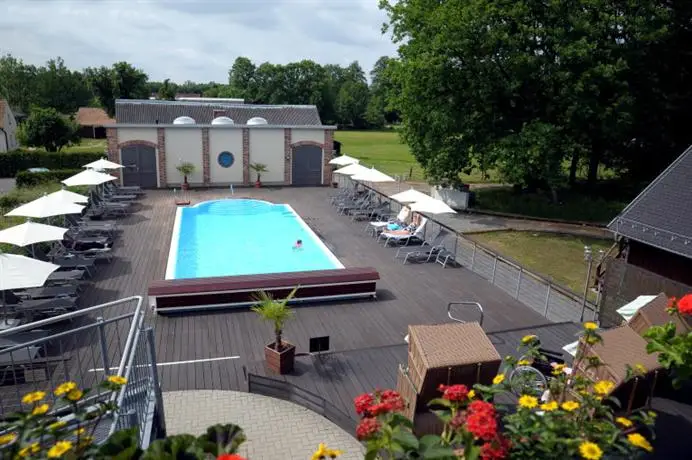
[350,202,391,221]
[56,246,114,263]
[337,194,372,215]
[435,248,458,268]
[45,270,86,286]
[396,229,449,264]
[13,285,79,300]
[379,218,428,247]
[52,257,96,276]
[366,207,411,235]
[106,183,145,195]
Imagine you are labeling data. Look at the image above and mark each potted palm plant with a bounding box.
[176,162,196,190]
[251,287,298,374]
[249,162,268,188]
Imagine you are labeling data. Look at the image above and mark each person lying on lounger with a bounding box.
[386,214,421,235]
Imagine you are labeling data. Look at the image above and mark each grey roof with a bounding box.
[608,144,692,259]
[115,99,323,126]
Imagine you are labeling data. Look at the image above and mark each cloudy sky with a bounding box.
[0,0,398,82]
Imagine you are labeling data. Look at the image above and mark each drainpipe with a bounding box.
[0,127,8,151]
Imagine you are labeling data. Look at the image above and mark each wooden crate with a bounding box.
[628,292,690,337]
[396,365,418,420]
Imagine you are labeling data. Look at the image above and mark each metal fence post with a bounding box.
[544,283,552,317]
[146,328,166,436]
[515,267,523,298]
[491,257,498,284]
[96,317,110,377]
[471,243,477,270]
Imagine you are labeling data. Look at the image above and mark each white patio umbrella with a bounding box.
[328,154,360,166]
[5,195,85,218]
[0,254,59,325]
[390,188,431,204]
[408,198,457,215]
[350,167,396,183]
[62,169,117,187]
[333,163,370,176]
[0,221,67,248]
[45,188,89,204]
[83,158,123,170]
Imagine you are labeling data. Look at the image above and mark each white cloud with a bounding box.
[0,0,397,82]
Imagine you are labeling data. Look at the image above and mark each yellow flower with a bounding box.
[22,391,46,404]
[634,364,647,374]
[327,448,343,458]
[540,401,558,411]
[32,403,50,416]
[517,359,531,366]
[585,336,599,345]
[579,441,603,460]
[0,432,17,445]
[627,433,653,452]
[312,443,342,460]
[583,322,598,330]
[518,395,538,409]
[521,334,537,344]
[492,374,505,385]
[18,443,40,457]
[468,390,476,399]
[107,375,127,385]
[593,380,615,395]
[48,421,67,431]
[66,389,84,401]
[54,381,77,396]
[552,363,566,375]
[561,401,580,412]
[47,440,73,458]
[74,427,86,436]
[616,417,633,428]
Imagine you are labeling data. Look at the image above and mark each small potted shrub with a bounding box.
[176,162,196,190]
[249,162,268,188]
[252,287,298,374]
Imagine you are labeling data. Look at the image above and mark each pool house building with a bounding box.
[105,99,337,188]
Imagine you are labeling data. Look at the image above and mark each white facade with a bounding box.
[165,128,204,185]
[249,129,285,184]
[209,128,243,184]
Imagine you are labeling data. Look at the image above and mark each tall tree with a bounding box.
[228,57,257,101]
[157,78,177,100]
[84,66,116,116]
[85,62,149,116]
[0,54,37,114]
[34,57,91,114]
[336,80,370,128]
[368,56,400,126]
[17,107,79,152]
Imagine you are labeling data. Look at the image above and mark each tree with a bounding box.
[34,57,91,114]
[157,78,177,100]
[86,62,149,116]
[336,80,370,128]
[369,56,400,124]
[84,66,117,116]
[0,54,37,114]
[228,57,257,101]
[17,107,80,152]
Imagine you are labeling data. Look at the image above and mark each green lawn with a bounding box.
[471,231,612,300]
[64,138,107,153]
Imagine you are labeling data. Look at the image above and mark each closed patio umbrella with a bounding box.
[390,188,431,204]
[83,158,124,170]
[5,195,85,218]
[328,155,360,166]
[350,167,396,183]
[408,198,457,215]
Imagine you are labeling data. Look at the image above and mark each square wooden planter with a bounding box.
[265,341,296,374]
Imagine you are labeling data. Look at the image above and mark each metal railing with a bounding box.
[246,372,356,436]
[0,296,162,446]
[357,183,599,323]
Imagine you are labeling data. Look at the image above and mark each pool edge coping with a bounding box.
[285,203,345,270]
[165,206,183,280]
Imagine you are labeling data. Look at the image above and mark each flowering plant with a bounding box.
[644,293,692,388]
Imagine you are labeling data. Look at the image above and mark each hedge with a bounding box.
[15,169,83,188]
[0,150,104,177]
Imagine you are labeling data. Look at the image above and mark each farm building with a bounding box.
[599,144,692,326]
[0,99,18,152]
[76,107,115,139]
[105,99,336,188]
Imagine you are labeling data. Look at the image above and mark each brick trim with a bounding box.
[242,128,250,185]
[202,128,210,185]
[157,128,167,187]
[106,128,120,183]
[284,129,292,185]
[290,140,324,148]
[323,130,334,185]
[117,140,157,149]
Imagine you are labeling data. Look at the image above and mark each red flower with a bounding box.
[354,393,374,416]
[449,411,466,430]
[468,400,496,417]
[356,417,381,440]
[369,402,393,416]
[480,436,510,460]
[217,455,247,460]
[438,384,469,402]
[466,411,498,440]
[667,296,678,310]
[677,294,692,315]
[380,390,405,412]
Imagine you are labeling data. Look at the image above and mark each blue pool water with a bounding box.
[167,199,343,279]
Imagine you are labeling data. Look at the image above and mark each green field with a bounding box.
[471,231,612,300]
[63,138,107,153]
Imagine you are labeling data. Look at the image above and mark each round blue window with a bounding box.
[217,151,235,168]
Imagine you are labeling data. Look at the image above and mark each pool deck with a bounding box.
[76,187,569,392]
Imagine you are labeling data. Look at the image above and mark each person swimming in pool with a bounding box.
[293,239,303,250]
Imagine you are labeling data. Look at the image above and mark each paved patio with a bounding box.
[164,390,363,459]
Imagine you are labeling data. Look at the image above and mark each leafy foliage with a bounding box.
[17,107,80,152]
[15,169,82,188]
[85,62,149,116]
[0,150,103,178]
[249,162,268,183]
[251,287,298,350]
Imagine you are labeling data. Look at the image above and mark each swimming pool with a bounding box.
[165,199,344,280]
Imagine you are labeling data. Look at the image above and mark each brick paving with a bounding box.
[163,390,364,460]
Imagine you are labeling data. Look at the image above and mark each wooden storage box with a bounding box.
[628,292,690,337]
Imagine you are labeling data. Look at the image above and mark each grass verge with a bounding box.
[63,138,107,153]
[471,231,613,301]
